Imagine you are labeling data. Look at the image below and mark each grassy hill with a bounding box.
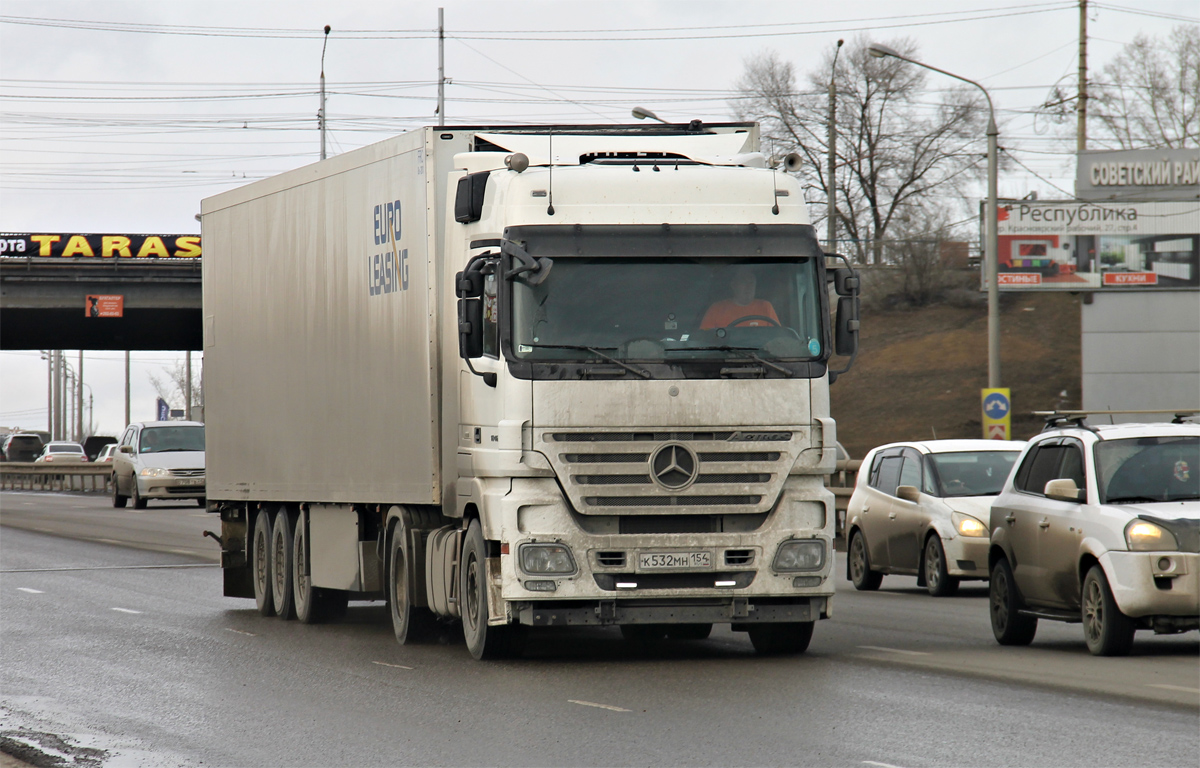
[830,290,1083,459]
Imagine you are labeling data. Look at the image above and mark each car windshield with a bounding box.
[928,451,1019,497]
[48,444,83,453]
[139,426,205,454]
[1096,435,1199,504]
[506,223,825,367]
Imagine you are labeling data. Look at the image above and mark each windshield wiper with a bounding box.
[1105,495,1164,504]
[524,344,651,379]
[665,345,793,378]
[155,448,201,453]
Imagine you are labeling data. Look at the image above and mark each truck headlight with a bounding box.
[773,539,825,572]
[952,511,988,538]
[1125,520,1179,552]
[139,467,169,477]
[519,543,577,575]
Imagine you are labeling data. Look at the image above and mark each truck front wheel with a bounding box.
[747,621,814,654]
[460,519,523,660]
[388,511,436,644]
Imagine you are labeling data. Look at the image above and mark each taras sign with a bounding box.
[0,233,201,258]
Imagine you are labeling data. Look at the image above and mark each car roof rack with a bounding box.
[1032,409,1200,432]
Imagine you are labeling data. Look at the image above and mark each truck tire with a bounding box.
[748,621,814,654]
[666,623,713,640]
[1082,565,1136,657]
[388,509,437,644]
[989,556,1036,645]
[460,519,521,659]
[848,529,883,591]
[924,535,959,597]
[252,508,276,617]
[111,474,126,508]
[271,507,296,620]
[293,508,345,624]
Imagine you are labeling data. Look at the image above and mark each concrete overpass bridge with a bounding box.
[1,256,200,351]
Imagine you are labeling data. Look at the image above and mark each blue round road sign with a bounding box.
[984,392,1010,419]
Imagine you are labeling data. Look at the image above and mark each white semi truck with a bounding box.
[200,123,859,659]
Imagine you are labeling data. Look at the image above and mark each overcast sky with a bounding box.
[2,0,1196,437]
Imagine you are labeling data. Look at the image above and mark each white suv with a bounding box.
[987,417,1199,655]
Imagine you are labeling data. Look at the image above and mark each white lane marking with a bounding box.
[225,628,256,637]
[864,761,910,768]
[857,645,931,656]
[96,538,122,545]
[168,549,195,556]
[1148,683,1200,694]
[189,514,210,518]
[568,699,632,713]
[17,588,44,594]
[111,607,142,614]
[373,661,414,670]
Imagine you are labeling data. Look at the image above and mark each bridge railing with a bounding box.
[0,463,111,492]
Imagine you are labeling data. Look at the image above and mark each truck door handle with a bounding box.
[1004,514,1016,525]
[1038,519,1050,529]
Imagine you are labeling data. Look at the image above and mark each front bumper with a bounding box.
[1101,551,1200,619]
[944,536,990,579]
[138,475,206,499]
[494,476,836,624]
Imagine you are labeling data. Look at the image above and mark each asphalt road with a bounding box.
[2,490,1198,767]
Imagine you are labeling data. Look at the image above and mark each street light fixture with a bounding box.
[868,43,1001,390]
[631,106,669,124]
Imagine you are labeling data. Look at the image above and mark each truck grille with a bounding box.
[541,430,798,516]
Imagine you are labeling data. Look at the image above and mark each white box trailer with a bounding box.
[201,123,860,658]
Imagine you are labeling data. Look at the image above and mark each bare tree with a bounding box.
[1090,25,1199,149]
[733,38,989,265]
[149,360,203,417]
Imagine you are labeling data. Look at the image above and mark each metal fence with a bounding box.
[0,463,111,492]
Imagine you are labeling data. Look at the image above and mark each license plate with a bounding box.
[179,478,203,486]
[638,551,712,571]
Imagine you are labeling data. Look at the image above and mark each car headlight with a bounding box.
[773,539,826,572]
[139,467,170,477]
[1125,519,1179,552]
[519,543,577,575]
[952,511,988,538]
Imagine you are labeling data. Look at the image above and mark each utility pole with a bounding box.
[51,352,59,439]
[76,350,84,440]
[1077,0,1088,152]
[826,39,844,254]
[185,352,193,421]
[125,351,131,427]
[320,25,331,161]
[437,8,445,126]
[44,351,52,435]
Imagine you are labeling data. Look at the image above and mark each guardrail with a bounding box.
[0,462,112,492]
[826,459,861,537]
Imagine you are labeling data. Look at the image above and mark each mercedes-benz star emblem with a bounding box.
[650,444,698,490]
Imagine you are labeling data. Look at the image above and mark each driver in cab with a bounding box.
[700,268,779,329]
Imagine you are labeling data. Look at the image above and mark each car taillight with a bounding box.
[44,456,54,462]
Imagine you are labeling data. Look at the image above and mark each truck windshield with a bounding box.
[511,257,824,364]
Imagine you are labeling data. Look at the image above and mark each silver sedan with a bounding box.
[845,439,1024,596]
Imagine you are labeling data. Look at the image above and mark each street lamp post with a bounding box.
[827,39,844,253]
[868,44,1001,390]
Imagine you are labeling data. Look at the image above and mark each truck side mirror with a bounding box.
[835,296,859,357]
[831,267,859,297]
[455,262,485,360]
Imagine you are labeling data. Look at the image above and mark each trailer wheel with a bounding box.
[748,621,814,655]
[461,519,520,659]
[388,511,437,644]
[252,508,276,617]
[271,507,296,620]
[293,508,341,624]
